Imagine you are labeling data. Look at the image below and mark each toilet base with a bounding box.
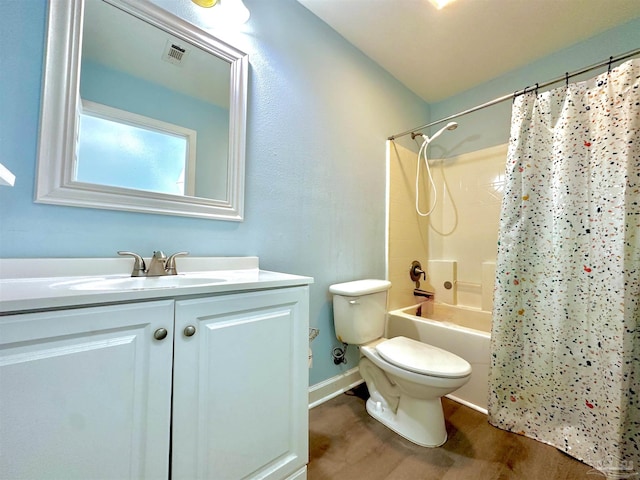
[365,394,447,447]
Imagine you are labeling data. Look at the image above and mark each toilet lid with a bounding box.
[375,336,471,378]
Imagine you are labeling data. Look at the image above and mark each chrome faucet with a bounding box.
[147,251,168,276]
[118,250,189,277]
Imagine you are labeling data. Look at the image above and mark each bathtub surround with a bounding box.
[489,59,640,473]
[480,261,496,312]
[425,144,506,310]
[386,141,431,310]
[426,260,456,305]
[387,141,506,311]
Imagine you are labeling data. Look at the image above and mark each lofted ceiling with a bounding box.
[296,0,640,103]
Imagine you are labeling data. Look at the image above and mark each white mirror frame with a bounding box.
[35,0,248,221]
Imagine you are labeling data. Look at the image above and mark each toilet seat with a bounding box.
[375,336,471,379]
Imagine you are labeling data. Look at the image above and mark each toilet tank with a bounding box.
[329,279,391,345]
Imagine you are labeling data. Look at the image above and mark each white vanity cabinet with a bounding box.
[0,285,310,480]
[172,287,309,480]
[0,300,175,480]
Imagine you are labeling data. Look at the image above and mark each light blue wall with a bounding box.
[428,18,640,157]
[0,0,429,386]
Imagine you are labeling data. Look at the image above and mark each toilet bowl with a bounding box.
[359,336,471,446]
[329,279,472,447]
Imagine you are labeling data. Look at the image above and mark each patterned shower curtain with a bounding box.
[489,59,640,476]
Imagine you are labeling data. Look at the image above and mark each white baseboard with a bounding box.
[308,367,363,409]
[446,393,488,415]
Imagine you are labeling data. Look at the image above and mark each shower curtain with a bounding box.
[489,59,640,476]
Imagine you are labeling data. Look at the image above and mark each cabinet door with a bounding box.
[173,287,309,480]
[0,301,174,480]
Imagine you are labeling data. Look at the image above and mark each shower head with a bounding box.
[428,121,458,143]
[410,121,459,144]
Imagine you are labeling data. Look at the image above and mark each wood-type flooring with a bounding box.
[308,385,596,480]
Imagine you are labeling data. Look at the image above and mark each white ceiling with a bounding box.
[296,0,640,103]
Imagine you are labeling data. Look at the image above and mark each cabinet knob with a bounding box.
[154,328,168,340]
[184,325,197,337]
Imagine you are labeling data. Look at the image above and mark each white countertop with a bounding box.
[0,257,313,314]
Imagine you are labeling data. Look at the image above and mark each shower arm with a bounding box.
[410,122,457,143]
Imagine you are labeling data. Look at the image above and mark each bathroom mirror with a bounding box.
[35,0,248,221]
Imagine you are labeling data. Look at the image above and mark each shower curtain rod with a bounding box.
[388,47,640,141]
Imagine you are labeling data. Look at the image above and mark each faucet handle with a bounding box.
[118,251,147,277]
[166,251,189,275]
[410,260,427,284]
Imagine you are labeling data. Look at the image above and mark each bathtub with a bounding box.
[386,303,491,413]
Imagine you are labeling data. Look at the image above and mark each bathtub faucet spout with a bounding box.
[414,288,434,317]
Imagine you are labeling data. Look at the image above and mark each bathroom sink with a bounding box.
[52,274,226,291]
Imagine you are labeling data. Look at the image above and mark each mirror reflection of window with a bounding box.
[76,101,197,196]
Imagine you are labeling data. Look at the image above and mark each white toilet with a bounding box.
[329,279,471,447]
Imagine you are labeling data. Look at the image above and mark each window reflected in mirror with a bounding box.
[77,101,196,196]
[80,0,230,200]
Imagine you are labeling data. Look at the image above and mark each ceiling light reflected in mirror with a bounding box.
[427,0,457,9]
[191,0,251,25]
[192,0,218,7]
